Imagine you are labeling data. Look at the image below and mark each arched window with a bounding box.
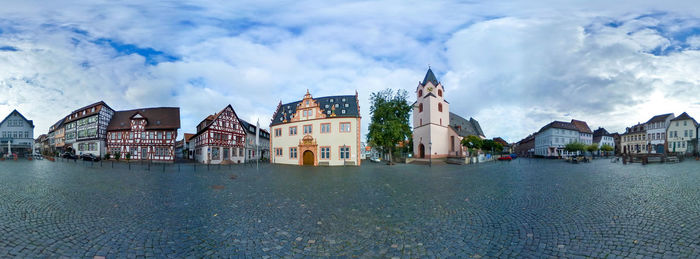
[419,103,423,112]
[438,89,442,97]
[438,103,443,112]
[418,90,423,97]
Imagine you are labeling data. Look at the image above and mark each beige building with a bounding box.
[269,91,361,166]
[621,123,646,154]
[412,68,484,159]
[666,112,697,154]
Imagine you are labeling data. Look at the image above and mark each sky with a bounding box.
[1,0,700,143]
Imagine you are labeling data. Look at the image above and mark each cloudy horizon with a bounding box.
[1,0,700,143]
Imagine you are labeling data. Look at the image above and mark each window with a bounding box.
[212,147,220,160]
[418,90,423,97]
[223,148,229,159]
[289,126,297,135]
[275,128,281,137]
[289,147,297,159]
[335,122,350,133]
[166,132,171,139]
[309,109,313,117]
[340,146,350,159]
[321,123,331,133]
[321,147,330,159]
[438,103,443,112]
[419,103,423,112]
[239,148,244,157]
[438,89,442,97]
[303,125,312,134]
[684,130,688,137]
[275,148,283,156]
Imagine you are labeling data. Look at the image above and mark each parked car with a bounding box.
[33,154,44,160]
[61,152,78,159]
[498,156,512,161]
[509,154,518,159]
[80,153,100,162]
[370,156,381,163]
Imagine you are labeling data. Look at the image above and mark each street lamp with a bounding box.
[429,141,432,167]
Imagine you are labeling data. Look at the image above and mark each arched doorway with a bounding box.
[419,144,425,158]
[303,150,314,165]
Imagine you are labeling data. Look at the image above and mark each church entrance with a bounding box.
[419,144,425,158]
[303,151,314,165]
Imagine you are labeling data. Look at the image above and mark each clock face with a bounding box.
[427,87,433,92]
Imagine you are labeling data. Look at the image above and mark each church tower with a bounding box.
[412,68,450,159]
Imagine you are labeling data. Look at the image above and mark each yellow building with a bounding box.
[269,91,361,166]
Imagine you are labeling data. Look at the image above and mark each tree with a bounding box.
[367,89,412,165]
[564,142,586,155]
[461,135,483,156]
[586,144,599,153]
[600,144,614,156]
[482,139,503,154]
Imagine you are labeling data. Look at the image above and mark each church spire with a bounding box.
[420,67,439,86]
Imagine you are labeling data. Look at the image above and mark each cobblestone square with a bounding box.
[0,159,698,258]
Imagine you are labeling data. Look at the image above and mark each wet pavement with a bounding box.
[0,158,698,258]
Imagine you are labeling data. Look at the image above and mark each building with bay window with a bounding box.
[269,90,361,166]
[192,105,246,164]
[63,101,115,157]
[106,107,180,162]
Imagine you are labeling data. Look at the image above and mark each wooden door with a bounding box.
[303,150,314,165]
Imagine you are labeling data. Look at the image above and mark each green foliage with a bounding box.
[564,142,587,153]
[481,139,504,154]
[125,153,131,161]
[586,144,599,153]
[600,144,614,152]
[461,135,483,149]
[115,152,121,160]
[366,89,412,163]
[104,153,110,160]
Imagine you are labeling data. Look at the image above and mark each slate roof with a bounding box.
[271,95,359,126]
[669,112,697,125]
[592,127,610,137]
[0,109,34,128]
[239,119,270,140]
[48,117,66,133]
[420,68,439,86]
[623,123,645,135]
[570,119,592,134]
[646,113,674,124]
[65,101,114,123]
[538,121,578,133]
[448,112,485,137]
[107,107,180,131]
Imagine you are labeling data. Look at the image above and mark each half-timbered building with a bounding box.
[63,101,115,157]
[106,107,180,162]
[269,90,361,166]
[192,105,246,164]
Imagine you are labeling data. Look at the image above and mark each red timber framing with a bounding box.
[193,105,246,163]
[106,108,181,162]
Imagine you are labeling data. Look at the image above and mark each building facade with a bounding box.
[0,110,35,157]
[240,119,270,161]
[534,121,579,157]
[571,119,593,145]
[514,134,535,157]
[621,123,646,154]
[193,105,246,164]
[63,101,115,157]
[592,127,615,156]
[48,118,66,154]
[270,91,361,166]
[412,68,481,159]
[106,107,180,162]
[666,112,697,154]
[645,113,674,154]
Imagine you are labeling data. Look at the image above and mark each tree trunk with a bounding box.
[388,148,394,165]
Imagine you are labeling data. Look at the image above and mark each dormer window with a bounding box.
[418,90,423,97]
[325,104,329,108]
[342,98,346,102]
[342,110,346,114]
[344,103,349,108]
[83,111,86,115]
[330,99,334,103]
[91,107,95,112]
[438,89,443,97]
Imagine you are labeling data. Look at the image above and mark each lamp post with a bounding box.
[429,141,432,167]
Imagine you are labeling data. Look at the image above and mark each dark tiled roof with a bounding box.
[239,119,270,140]
[538,121,578,133]
[592,127,610,137]
[0,109,34,128]
[623,123,645,135]
[49,117,66,133]
[65,101,114,123]
[421,68,439,86]
[570,119,592,133]
[670,112,697,125]
[646,113,674,124]
[449,112,485,137]
[271,95,359,126]
[107,107,180,131]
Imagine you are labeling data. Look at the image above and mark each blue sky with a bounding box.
[1,0,700,142]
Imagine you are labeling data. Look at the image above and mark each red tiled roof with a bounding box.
[107,107,180,131]
[570,119,592,134]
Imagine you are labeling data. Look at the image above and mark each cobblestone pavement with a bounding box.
[0,158,698,258]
